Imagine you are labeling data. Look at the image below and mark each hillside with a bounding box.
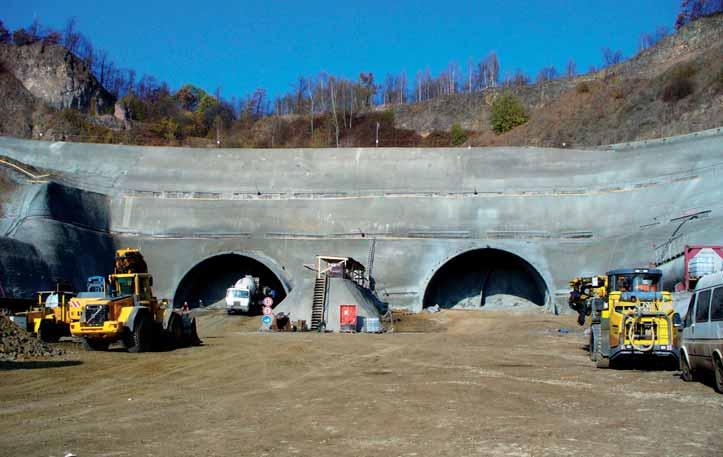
[392,13,723,147]
[0,14,721,148]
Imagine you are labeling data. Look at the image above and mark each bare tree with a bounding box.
[77,35,94,68]
[638,33,654,51]
[329,78,339,147]
[640,26,670,51]
[308,77,315,135]
[537,66,558,83]
[676,0,723,29]
[27,18,41,41]
[506,69,529,87]
[93,49,111,86]
[62,17,81,54]
[0,21,10,43]
[566,59,576,79]
[398,71,407,104]
[467,58,473,94]
[485,52,500,88]
[601,48,623,67]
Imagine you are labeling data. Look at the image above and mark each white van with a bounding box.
[679,271,723,392]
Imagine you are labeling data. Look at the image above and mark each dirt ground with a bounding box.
[1,309,722,457]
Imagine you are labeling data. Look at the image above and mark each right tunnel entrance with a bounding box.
[422,248,548,309]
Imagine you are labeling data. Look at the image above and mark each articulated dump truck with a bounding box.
[70,249,200,352]
[570,268,681,368]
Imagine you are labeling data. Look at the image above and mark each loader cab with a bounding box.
[111,273,154,301]
[606,268,668,312]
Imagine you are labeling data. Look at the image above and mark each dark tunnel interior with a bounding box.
[172,254,287,310]
[422,248,548,309]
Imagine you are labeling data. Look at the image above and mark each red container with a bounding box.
[339,304,357,332]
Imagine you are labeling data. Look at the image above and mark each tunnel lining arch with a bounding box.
[420,247,552,311]
[172,251,291,308]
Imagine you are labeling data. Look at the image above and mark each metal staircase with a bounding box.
[366,238,376,290]
[311,275,329,331]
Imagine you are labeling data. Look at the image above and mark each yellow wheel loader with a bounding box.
[25,285,80,343]
[570,268,681,368]
[70,249,200,352]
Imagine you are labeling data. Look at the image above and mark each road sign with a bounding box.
[261,315,272,329]
[262,306,273,316]
[263,297,273,307]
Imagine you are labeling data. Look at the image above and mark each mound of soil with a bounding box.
[0,313,64,361]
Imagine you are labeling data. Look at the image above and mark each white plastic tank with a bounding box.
[689,248,723,278]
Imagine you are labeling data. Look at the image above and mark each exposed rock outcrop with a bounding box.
[0,42,115,113]
[0,67,36,137]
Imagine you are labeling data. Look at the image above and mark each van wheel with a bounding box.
[680,355,696,382]
[714,356,723,394]
[125,315,152,353]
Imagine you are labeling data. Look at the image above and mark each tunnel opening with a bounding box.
[172,254,287,311]
[422,248,548,309]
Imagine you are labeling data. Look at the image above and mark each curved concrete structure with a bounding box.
[1,128,722,321]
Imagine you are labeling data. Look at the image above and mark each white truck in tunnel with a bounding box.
[225,275,258,314]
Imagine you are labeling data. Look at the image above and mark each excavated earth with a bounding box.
[1,310,722,457]
[0,313,64,361]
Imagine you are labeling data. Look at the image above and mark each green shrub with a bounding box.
[669,61,697,80]
[661,76,695,102]
[490,93,528,134]
[576,82,591,93]
[380,109,395,125]
[450,123,467,145]
[715,66,723,89]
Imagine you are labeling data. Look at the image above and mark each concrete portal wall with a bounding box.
[1,129,722,312]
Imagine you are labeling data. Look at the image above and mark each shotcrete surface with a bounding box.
[0,129,722,312]
[1,310,721,457]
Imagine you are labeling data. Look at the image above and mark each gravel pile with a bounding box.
[0,313,64,360]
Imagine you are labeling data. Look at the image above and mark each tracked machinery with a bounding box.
[70,249,200,352]
[570,268,681,368]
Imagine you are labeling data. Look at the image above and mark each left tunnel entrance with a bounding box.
[173,254,287,310]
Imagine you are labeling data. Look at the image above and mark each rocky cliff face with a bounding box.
[0,42,114,113]
[0,68,36,138]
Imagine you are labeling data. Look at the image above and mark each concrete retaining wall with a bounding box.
[0,128,721,313]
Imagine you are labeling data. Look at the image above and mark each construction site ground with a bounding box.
[1,309,722,457]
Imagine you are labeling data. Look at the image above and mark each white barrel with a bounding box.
[364,317,382,333]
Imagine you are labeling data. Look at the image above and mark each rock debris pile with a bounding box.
[0,313,63,361]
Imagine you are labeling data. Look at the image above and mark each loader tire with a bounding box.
[184,317,201,347]
[83,338,109,351]
[125,314,152,353]
[596,355,610,369]
[589,331,597,362]
[165,314,183,350]
[38,321,60,343]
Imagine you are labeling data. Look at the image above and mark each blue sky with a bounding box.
[3,1,679,99]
